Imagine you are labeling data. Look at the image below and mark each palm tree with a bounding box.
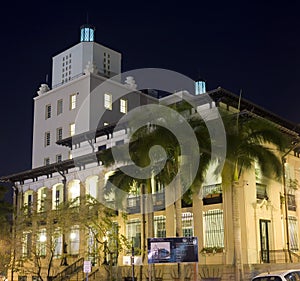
[219,110,288,281]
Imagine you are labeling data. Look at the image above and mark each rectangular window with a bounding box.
[45,104,51,119]
[56,154,62,162]
[289,216,299,251]
[37,229,47,257]
[70,226,80,255]
[56,127,63,141]
[44,157,50,166]
[120,99,127,113]
[53,229,63,258]
[154,216,166,238]
[57,99,63,115]
[256,183,268,200]
[52,184,64,210]
[37,188,47,213]
[203,209,224,248]
[104,93,112,110]
[70,93,77,110]
[182,212,194,237]
[126,219,141,255]
[22,232,32,258]
[69,123,75,136]
[44,131,50,146]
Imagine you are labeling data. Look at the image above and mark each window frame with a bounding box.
[70,93,77,110]
[104,93,112,110]
[45,104,51,119]
[44,131,51,147]
[120,98,128,113]
[57,99,63,115]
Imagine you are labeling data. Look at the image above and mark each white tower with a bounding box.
[32,25,122,168]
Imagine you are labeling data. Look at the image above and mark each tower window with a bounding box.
[69,123,75,136]
[45,104,51,119]
[44,132,50,146]
[57,99,63,115]
[56,127,63,141]
[104,93,112,110]
[70,93,77,110]
[120,99,127,113]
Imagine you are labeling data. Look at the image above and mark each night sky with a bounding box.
[0,1,300,177]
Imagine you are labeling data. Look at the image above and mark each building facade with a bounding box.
[2,25,300,281]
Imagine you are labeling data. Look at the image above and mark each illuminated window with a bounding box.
[56,127,63,141]
[289,216,299,251]
[69,151,73,159]
[104,93,112,110]
[126,219,141,254]
[203,209,224,248]
[53,228,63,258]
[120,99,128,113]
[57,99,63,115]
[68,180,80,206]
[154,216,166,238]
[182,212,194,237]
[24,191,33,216]
[22,231,32,258]
[44,131,50,146]
[37,187,47,213]
[69,123,75,136]
[37,229,47,257]
[70,226,80,255]
[87,227,97,265]
[45,104,51,119]
[70,93,77,110]
[86,176,98,200]
[52,183,63,210]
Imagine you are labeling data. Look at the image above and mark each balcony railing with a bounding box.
[126,192,165,213]
[202,184,222,205]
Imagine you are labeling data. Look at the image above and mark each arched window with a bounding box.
[86,176,98,201]
[23,190,34,215]
[37,187,47,212]
[68,180,80,206]
[52,183,64,209]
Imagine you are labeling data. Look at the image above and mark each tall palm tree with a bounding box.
[219,110,288,281]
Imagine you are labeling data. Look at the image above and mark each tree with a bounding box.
[102,101,213,281]
[0,184,13,279]
[219,110,289,281]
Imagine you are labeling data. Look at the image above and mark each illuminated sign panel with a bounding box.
[148,237,198,264]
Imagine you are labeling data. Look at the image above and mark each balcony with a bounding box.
[202,184,222,205]
[153,192,165,211]
[127,196,140,214]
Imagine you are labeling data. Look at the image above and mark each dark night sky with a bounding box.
[0,1,300,177]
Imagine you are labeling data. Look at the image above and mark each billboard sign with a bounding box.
[148,237,198,264]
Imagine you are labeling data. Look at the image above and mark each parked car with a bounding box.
[251,269,300,281]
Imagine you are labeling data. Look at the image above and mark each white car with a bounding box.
[251,269,300,281]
